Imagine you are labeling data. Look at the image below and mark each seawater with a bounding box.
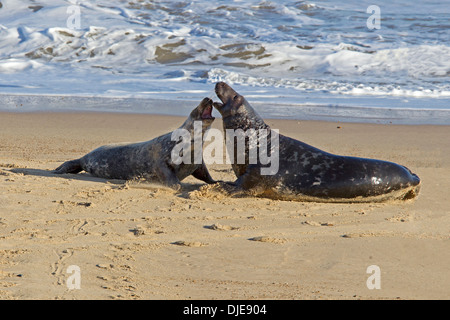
[0,0,449,124]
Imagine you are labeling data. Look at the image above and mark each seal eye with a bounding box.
[233,95,238,101]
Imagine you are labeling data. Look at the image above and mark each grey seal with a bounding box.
[213,82,420,202]
[54,98,216,190]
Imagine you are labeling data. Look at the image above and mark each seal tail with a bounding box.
[53,159,83,174]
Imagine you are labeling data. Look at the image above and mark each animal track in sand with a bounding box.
[95,243,149,299]
[66,219,109,238]
[0,249,25,297]
[0,249,28,265]
[69,219,89,235]
[50,249,74,286]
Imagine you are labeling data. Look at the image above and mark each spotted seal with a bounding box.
[213,82,420,202]
[54,98,216,190]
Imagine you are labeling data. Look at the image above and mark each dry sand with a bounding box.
[0,111,448,300]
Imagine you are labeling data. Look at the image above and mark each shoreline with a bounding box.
[1,93,450,125]
[0,111,449,300]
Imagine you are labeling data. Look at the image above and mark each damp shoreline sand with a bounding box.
[0,111,449,300]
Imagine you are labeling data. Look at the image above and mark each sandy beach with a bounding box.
[0,111,448,300]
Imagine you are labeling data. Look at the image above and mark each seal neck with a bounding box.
[179,116,212,134]
[222,105,269,132]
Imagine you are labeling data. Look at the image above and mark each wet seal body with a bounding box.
[213,82,421,203]
[54,98,216,190]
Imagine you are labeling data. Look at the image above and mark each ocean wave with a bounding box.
[207,67,450,99]
[0,0,448,118]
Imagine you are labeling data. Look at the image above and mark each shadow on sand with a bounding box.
[9,167,206,198]
[11,167,125,184]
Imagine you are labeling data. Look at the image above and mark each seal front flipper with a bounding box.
[53,159,83,174]
[219,166,264,198]
[233,165,275,197]
[192,163,216,184]
[217,180,246,197]
[154,162,182,191]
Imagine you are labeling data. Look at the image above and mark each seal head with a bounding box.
[214,82,266,131]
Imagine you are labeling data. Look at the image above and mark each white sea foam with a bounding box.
[0,0,448,123]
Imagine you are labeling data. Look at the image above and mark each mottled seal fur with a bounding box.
[213,82,421,203]
[54,98,216,190]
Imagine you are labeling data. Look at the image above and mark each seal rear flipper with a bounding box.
[53,159,83,174]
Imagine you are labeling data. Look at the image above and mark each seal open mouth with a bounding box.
[201,102,214,120]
